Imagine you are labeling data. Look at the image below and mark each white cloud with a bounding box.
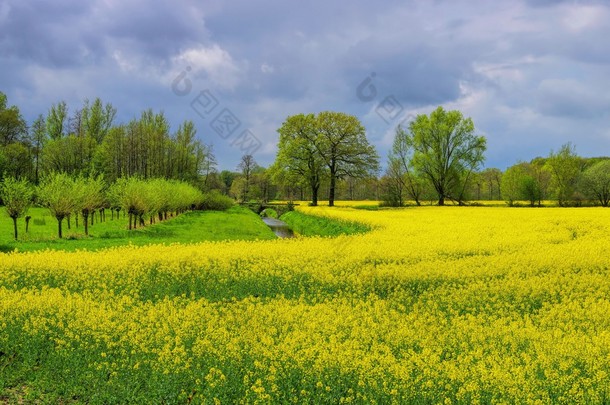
[172,45,241,89]
[260,63,274,74]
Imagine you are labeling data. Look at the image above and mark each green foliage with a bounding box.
[280,210,370,237]
[46,101,68,140]
[0,91,28,146]
[502,162,548,207]
[316,111,380,206]
[274,112,379,207]
[0,176,33,218]
[259,208,278,219]
[37,172,79,238]
[579,160,610,207]
[74,174,106,235]
[546,143,583,206]
[199,190,234,211]
[274,113,325,205]
[0,176,33,239]
[408,106,487,205]
[38,173,75,214]
[0,206,274,252]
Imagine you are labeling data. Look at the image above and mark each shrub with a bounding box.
[199,191,234,211]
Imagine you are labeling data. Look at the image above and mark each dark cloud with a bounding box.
[1,0,610,170]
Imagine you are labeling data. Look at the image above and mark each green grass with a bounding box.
[0,206,276,252]
[279,210,371,237]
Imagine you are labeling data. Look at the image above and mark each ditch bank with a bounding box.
[278,210,371,237]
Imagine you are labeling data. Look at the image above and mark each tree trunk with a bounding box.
[83,212,89,236]
[129,213,133,230]
[58,217,63,239]
[438,195,445,206]
[311,183,319,206]
[12,217,18,240]
[67,215,71,230]
[329,173,336,207]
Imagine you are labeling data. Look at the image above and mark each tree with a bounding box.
[83,98,116,143]
[580,160,610,207]
[29,114,48,184]
[1,142,33,180]
[408,106,486,205]
[38,172,78,238]
[387,125,427,205]
[480,168,502,200]
[0,92,28,146]
[315,111,379,207]
[0,176,33,240]
[501,162,550,207]
[75,174,105,236]
[238,154,258,202]
[219,170,236,195]
[381,159,406,206]
[545,143,583,206]
[275,114,325,206]
[47,101,68,140]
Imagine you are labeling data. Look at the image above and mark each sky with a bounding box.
[1,0,610,171]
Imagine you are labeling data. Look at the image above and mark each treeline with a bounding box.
[0,92,216,188]
[0,174,232,240]
[380,135,610,207]
[3,90,609,209]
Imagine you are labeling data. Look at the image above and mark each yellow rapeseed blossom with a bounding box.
[1,206,610,403]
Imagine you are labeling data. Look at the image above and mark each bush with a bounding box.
[199,191,234,211]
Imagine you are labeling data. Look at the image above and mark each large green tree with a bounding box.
[408,106,486,205]
[314,111,379,207]
[274,113,325,206]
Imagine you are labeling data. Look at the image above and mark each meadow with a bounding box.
[1,205,610,403]
[0,206,275,252]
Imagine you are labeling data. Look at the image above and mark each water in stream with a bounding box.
[262,217,294,238]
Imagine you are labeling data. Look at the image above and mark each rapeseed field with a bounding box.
[1,206,610,403]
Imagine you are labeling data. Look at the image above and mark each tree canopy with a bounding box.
[407,107,486,205]
[273,111,379,206]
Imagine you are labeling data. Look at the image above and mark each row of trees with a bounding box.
[2,88,609,208]
[0,174,205,240]
[0,92,216,188]
[380,107,610,208]
[501,144,610,207]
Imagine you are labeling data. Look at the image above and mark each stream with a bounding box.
[262,217,294,238]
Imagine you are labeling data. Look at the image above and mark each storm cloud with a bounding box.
[1,0,609,170]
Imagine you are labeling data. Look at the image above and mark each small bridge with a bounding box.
[240,202,299,216]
